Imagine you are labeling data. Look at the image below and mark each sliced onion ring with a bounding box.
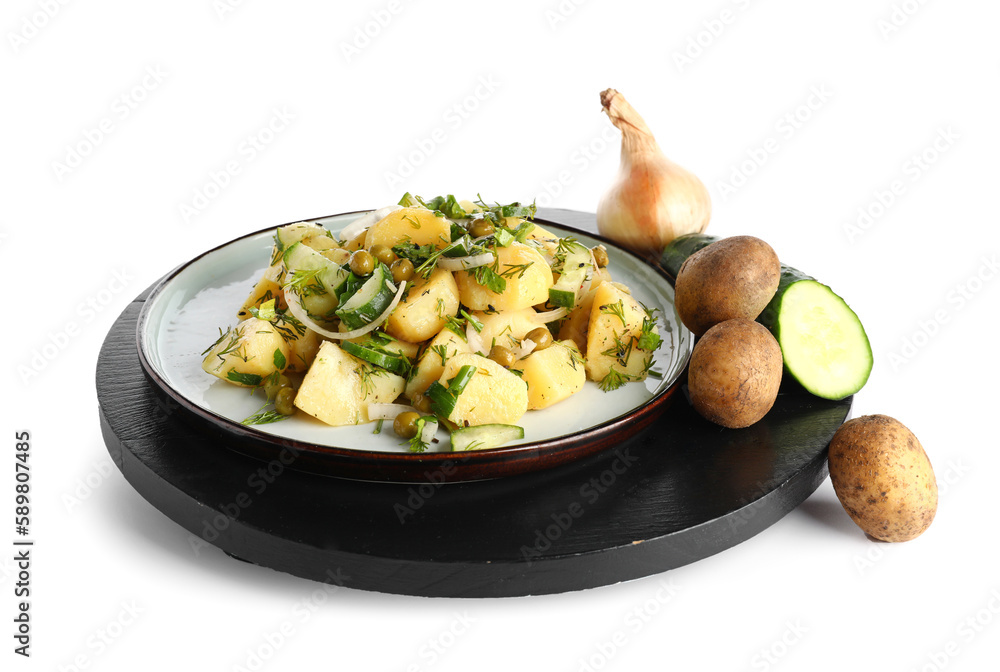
[466,320,486,354]
[533,307,568,323]
[283,280,407,340]
[511,338,536,361]
[368,403,417,421]
[437,253,495,272]
[419,418,439,446]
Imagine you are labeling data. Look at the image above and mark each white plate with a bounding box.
[138,213,692,454]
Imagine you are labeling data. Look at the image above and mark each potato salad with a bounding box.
[201,194,663,451]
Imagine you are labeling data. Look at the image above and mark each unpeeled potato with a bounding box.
[674,236,780,336]
[687,318,782,428]
[828,415,937,542]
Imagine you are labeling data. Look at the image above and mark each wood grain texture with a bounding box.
[96,209,852,597]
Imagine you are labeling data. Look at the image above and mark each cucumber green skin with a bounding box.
[336,265,394,330]
[548,288,576,309]
[659,234,720,279]
[339,341,410,376]
[659,234,871,399]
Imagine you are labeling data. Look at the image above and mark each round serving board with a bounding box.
[97,209,851,597]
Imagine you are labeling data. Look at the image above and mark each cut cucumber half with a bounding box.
[335,264,395,330]
[340,341,411,376]
[549,244,592,309]
[451,424,524,451]
[765,271,873,400]
[660,234,873,400]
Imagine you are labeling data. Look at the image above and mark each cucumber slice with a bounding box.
[340,341,411,376]
[275,222,328,252]
[335,272,367,304]
[283,242,350,295]
[549,244,592,309]
[660,234,873,400]
[335,264,395,330]
[765,271,873,400]
[451,424,524,451]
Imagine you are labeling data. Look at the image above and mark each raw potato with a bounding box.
[385,268,460,343]
[294,341,405,425]
[687,318,782,428]
[585,282,656,383]
[404,328,471,399]
[513,340,586,410]
[364,207,452,250]
[455,242,553,311]
[674,236,780,336]
[438,353,528,426]
[828,415,937,542]
[201,317,290,387]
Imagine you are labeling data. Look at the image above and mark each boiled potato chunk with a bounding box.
[458,199,481,213]
[294,341,405,426]
[303,234,340,252]
[455,243,553,312]
[385,268,460,343]
[522,222,559,257]
[473,307,544,352]
[320,248,351,265]
[524,222,559,243]
[404,328,471,399]
[284,327,320,373]
[439,353,528,426]
[202,317,290,387]
[365,207,452,250]
[513,340,586,410]
[237,263,286,320]
[585,283,656,384]
[557,267,612,352]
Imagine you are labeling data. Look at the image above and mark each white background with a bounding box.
[4,0,999,670]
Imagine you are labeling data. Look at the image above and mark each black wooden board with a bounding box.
[96,209,851,597]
